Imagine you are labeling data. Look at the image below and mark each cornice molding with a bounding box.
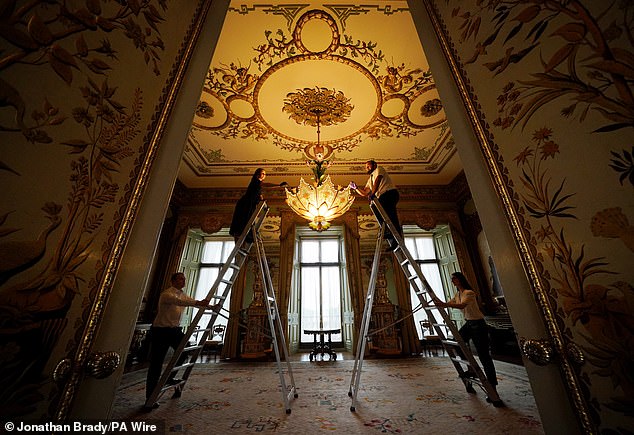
[174,170,470,207]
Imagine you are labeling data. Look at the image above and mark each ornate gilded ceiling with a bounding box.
[179,2,462,188]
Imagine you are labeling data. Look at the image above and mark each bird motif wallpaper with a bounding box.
[428,0,633,432]
[0,0,203,421]
[0,1,632,431]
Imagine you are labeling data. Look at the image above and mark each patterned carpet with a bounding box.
[112,357,543,434]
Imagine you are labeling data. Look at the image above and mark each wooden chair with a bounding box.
[203,324,226,362]
[420,320,444,356]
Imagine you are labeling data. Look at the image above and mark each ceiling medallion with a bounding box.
[191,8,443,165]
[283,86,353,159]
[283,87,353,129]
[195,101,214,119]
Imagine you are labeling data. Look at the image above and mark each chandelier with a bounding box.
[283,87,355,231]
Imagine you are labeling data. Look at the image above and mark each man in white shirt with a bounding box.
[145,272,213,408]
[352,160,402,250]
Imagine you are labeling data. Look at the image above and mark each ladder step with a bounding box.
[145,204,288,409]
[173,362,195,371]
[449,356,471,366]
[442,339,461,348]
[160,379,185,392]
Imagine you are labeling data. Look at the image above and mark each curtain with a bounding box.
[341,212,364,355]
[392,257,422,355]
[276,211,298,356]
[222,263,246,358]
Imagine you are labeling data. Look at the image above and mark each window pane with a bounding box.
[194,266,229,331]
[195,268,219,300]
[300,239,320,263]
[416,237,436,260]
[299,236,344,345]
[410,263,445,339]
[300,267,320,341]
[404,235,434,260]
[320,239,339,262]
[404,237,417,255]
[201,241,224,263]
[321,266,342,341]
[221,240,235,262]
[404,234,448,339]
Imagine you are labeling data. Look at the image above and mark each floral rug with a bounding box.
[112,358,543,434]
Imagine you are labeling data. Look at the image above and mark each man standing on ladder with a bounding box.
[351,160,403,250]
[145,272,214,409]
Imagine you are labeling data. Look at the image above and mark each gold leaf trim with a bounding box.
[423,1,593,432]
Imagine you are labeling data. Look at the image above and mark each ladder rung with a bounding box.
[229,263,241,270]
[212,295,226,301]
[449,357,471,366]
[184,344,203,352]
[160,380,185,392]
[399,259,410,267]
[442,339,460,347]
[173,362,195,371]
[220,279,234,286]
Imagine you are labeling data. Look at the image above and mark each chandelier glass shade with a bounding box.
[285,175,355,231]
[283,86,355,231]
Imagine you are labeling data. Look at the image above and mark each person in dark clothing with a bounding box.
[434,271,498,390]
[229,168,287,242]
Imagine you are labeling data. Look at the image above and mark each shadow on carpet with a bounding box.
[112,357,543,434]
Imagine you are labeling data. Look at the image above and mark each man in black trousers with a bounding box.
[145,272,212,409]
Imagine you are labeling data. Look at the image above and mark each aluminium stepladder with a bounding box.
[251,224,298,414]
[145,201,298,413]
[348,199,503,411]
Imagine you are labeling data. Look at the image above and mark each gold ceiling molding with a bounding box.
[324,4,410,30]
[283,87,353,129]
[188,7,447,169]
[283,86,354,159]
[175,174,468,207]
[229,4,308,29]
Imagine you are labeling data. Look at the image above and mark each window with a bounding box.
[403,231,447,339]
[192,237,235,333]
[299,236,343,343]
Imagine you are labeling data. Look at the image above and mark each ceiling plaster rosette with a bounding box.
[190,8,446,164]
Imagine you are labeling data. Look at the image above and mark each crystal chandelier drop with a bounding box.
[283,88,355,231]
[285,171,355,231]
